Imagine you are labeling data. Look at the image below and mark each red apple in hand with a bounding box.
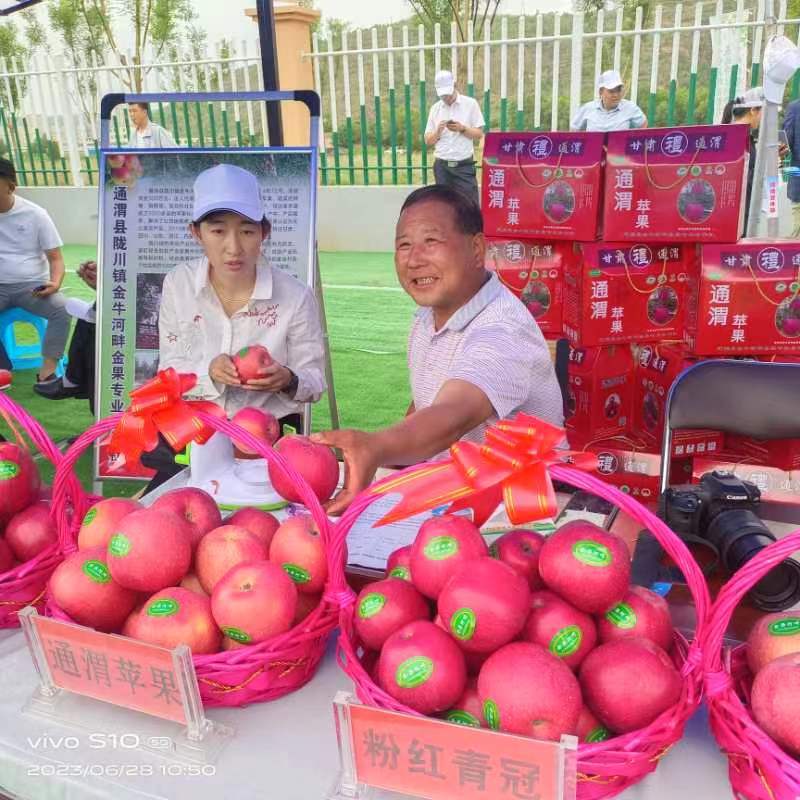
[226,507,281,550]
[231,407,281,456]
[269,513,328,594]
[195,525,268,594]
[5,502,58,562]
[0,443,40,520]
[232,345,273,382]
[211,560,297,644]
[491,529,546,589]
[152,488,222,551]
[268,435,339,505]
[78,497,142,551]
[353,577,430,651]
[50,548,140,632]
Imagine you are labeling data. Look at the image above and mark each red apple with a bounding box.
[211,560,298,644]
[269,513,328,594]
[491,529,546,589]
[410,514,489,600]
[353,577,430,651]
[598,585,674,652]
[180,572,208,597]
[747,613,800,675]
[0,442,40,521]
[293,591,322,625]
[782,317,800,336]
[579,638,681,733]
[386,545,413,582]
[478,642,582,740]
[5,502,58,562]
[442,679,485,728]
[226,507,280,550]
[576,705,612,743]
[232,345,273,382]
[49,548,139,632]
[123,587,221,655]
[0,536,14,573]
[438,557,531,654]
[751,652,800,755]
[231,407,280,455]
[522,589,597,670]
[539,521,631,613]
[195,525,268,594]
[377,620,467,714]
[152,487,222,550]
[268,435,339,505]
[107,508,192,593]
[77,497,142,551]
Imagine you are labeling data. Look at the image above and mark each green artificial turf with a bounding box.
[3,246,414,494]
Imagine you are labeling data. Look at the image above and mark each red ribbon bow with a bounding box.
[108,368,225,464]
[370,413,598,527]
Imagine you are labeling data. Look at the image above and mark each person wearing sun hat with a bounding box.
[157,162,326,430]
[570,69,648,132]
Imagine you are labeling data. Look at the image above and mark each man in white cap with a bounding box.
[424,69,485,206]
[570,69,647,133]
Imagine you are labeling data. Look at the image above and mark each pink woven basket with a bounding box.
[47,412,349,708]
[704,529,800,800]
[0,389,84,629]
[334,463,711,799]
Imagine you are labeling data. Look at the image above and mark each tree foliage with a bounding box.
[405,0,503,42]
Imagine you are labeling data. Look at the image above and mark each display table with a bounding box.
[0,627,732,800]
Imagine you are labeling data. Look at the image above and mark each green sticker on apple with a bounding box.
[82,508,98,527]
[396,656,433,688]
[82,560,110,584]
[445,710,481,728]
[606,602,637,630]
[238,347,249,357]
[108,534,131,557]
[483,699,500,730]
[572,540,611,567]
[586,726,611,743]
[450,608,477,641]
[550,625,582,658]
[0,460,19,480]
[283,563,311,584]
[768,617,800,637]
[358,593,386,619]
[423,536,459,560]
[146,598,179,617]
[223,627,252,644]
[388,566,410,581]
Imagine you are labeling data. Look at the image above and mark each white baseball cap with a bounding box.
[598,69,624,90]
[192,163,264,223]
[763,36,800,103]
[434,69,456,97]
[733,87,765,109]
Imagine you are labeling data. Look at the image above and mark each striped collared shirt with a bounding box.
[407,273,564,451]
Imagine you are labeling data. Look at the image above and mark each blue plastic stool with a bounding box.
[0,307,66,375]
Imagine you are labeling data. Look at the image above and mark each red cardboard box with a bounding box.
[603,124,750,243]
[692,458,800,506]
[565,345,633,441]
[485,238,568,338]
[687,241,800,356]
[724,434,800,472]
[482,131,605,241]
[563,243,697,347]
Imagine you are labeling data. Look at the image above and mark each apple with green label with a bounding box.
[751,651,800,755]
[5,501,58,562]
[0,537,14,573]
[576,705,612,743]
[195,524,268,594]
[477,641,582,740]
[746,612,800,675]
[123,587,221,654]
[269,513,327,594]
[410,514,488,600]
[442,679,485,728]
[539,520,631,613]
[377,619,467,714]
[227,507,281,550]
[598,585,674,652]
[232,344,273,382]
[386,545,413,582]
[579,638,681,733]
[107,508,192,593]
[353,577,430,651]
[211,560,297,644]
[0,442,40,521]
[522,589,597,670]
[49,547,140,632]
[77,497,141,551]
[152,487,222,550]
[268,435,339,505]
[438,557,530,654]
[490,529,546,589]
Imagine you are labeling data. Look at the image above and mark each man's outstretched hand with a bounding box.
[311,428,383,516]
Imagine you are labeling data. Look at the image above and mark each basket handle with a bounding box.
[703,527,800,680]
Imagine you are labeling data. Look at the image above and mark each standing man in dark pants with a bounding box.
[424,70,485,207]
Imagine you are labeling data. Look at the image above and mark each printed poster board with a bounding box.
[96,148,316,478]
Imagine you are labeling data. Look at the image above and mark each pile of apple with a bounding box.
[353,514,682,743]
[743,613,800,756]
[0,442,58,575]
[49,486,329,653]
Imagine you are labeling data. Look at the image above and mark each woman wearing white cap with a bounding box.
[157,162,326,436]
[570,70,648,132]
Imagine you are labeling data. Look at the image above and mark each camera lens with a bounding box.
[707,509,800,611]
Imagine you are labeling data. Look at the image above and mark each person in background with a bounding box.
[424,70,485,207]
[0,157,69,390]
[783,97,800,236]
[313,185,563,515]
[570,69,647,132]
[127,102,178,149]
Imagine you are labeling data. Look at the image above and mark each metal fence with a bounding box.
[1,2,800,187]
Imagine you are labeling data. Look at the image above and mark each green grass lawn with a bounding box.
[2,245,413,494]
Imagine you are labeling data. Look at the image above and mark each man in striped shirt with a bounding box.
[314,185,563,514]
